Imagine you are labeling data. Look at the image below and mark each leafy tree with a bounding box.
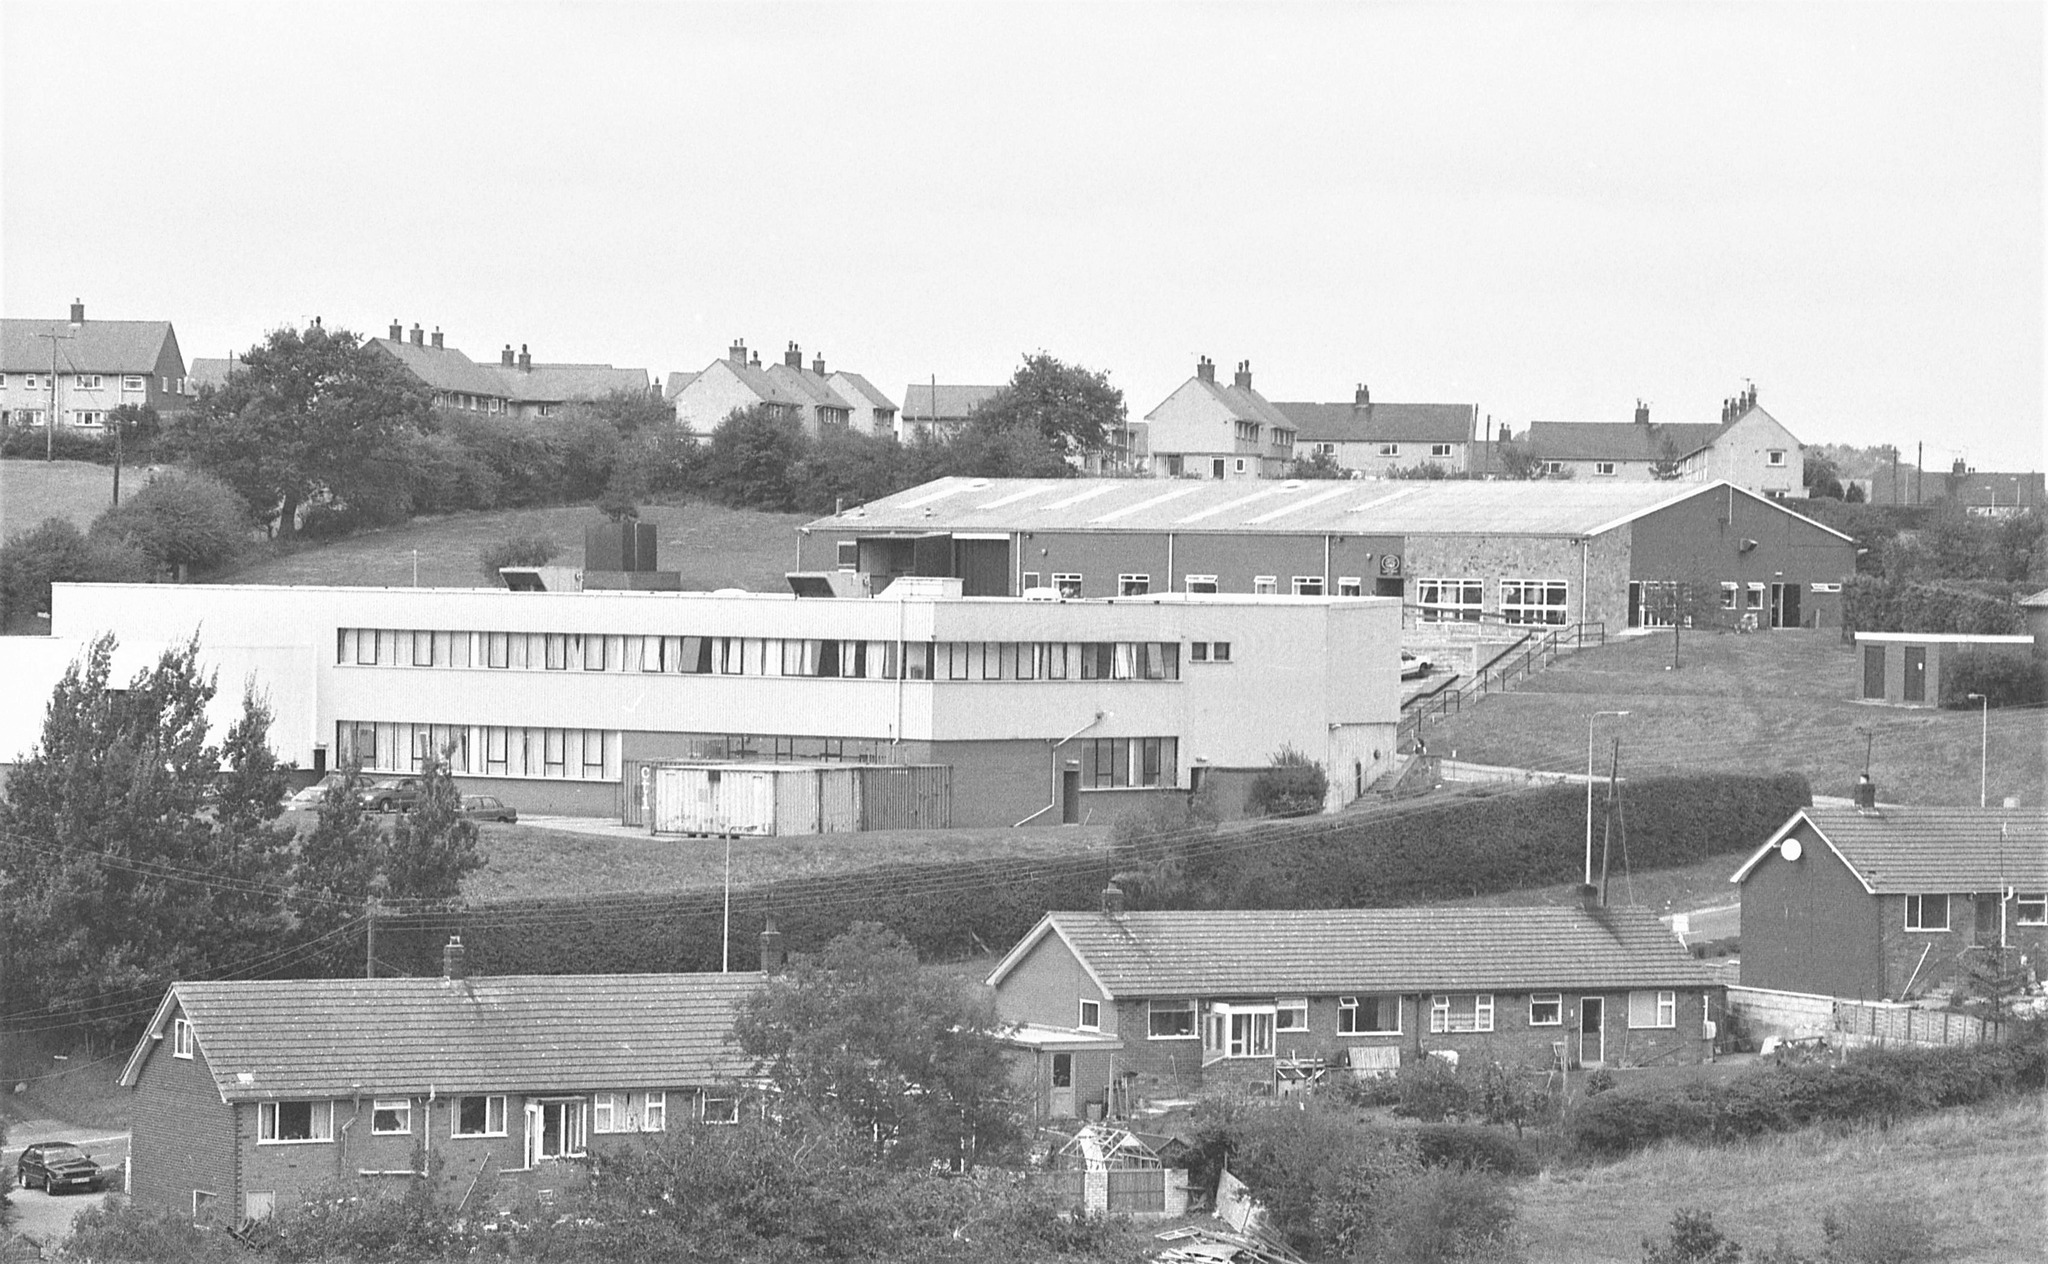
[1494,437,1567,480]
[578,387,674,437]
[89,468,252,578]
[964,352,1127,468]
[1804,451,1846,500]
[595,464,644,522]
[384,755,484,900]
[290,768,388,971]
[1642,1208,1743,1264]
[1247,745,1329,816]
[1288,449,1349,479]
[794,424,923,512]
[477,532,560,582]
[941,415,1077,479]
[1649,433,1686,480]
[707,404,809,510]
[733,921,1019,1169]
[167,322,431,539]
[0,516,148,629]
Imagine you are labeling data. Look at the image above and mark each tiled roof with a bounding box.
[367,338,510,398]
[1735,806,2048,893]
[186,357,242,392]
[766,363,852,411]
[902,384,1005,422]
[1177,379,1296,432]
[492,363,649,404]
[829,371,897,411]
[1,319,180,374]
[1274,402,1475,445]
[1523,420,1725,463]
[990,907,1715,996]
[665,370,700,400]
[124,973,765,1099]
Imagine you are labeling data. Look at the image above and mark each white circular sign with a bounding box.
[1780,839,1804,862]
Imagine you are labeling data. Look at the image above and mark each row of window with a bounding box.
[1079,737,1178,789]
[336,629,1191,683]
[1022,573,1368,598]
[1417,578,1571,625]
[1109,991,1681,1047]
[0,373,153,392]
[1905,893,2047,932]
[254,1089,739,1146]
[337,722,623,781]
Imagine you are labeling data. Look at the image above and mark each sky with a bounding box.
[3,2,2042,472]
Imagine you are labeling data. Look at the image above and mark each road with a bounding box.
[4,1128,128,1249]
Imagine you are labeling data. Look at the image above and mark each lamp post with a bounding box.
[1586,710,1630,885]
[1966,692,1988,808]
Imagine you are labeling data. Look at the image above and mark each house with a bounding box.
[900,383,1005,443]
[1852,632,2037,706]
[1862,459,2045,513]
[367,323,648,418]
[672,340,892,437]
[118,936,767,1225]
[986,900,1721,1118]
[1524,389,1805,498]
[185,356,241,394]
[0,300,188,429]
[5,575,1403,823]
[1730,788,2048,1001]
[799,475,1858,634]
[826,370,898,437]
[1272,387,1479,477]
[1142,356,1297,479]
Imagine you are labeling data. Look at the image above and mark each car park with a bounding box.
[16,1141,103,1195]
[355,776,424,813]
[460,794,517,823]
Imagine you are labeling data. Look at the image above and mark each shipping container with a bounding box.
[857,764,952,830]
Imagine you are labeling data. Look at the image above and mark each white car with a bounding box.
[1400,651,1433,681]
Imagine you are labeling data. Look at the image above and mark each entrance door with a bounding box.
[1579,997,1605,1068]
[1627,582,1643,628]
[1060,769,1081,824]
[1863,645,1886,699]
[1049,1052,1075,1117]
[1976,895,2001,946]
[1903,648,1926,702]
[1770,583,1800,629]
[1211,458,1226,479]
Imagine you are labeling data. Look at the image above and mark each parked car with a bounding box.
[356,776,424,813]
[1400,651,1434,681]
[286,772,349,810]
[16,1141,103,1195]
[460,794,517,823]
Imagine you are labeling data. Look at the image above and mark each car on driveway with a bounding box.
[460,794,517,823]
[1400,651,1434,680]
[356,776,424,813]
[16,1141,103,1194]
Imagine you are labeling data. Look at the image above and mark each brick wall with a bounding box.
[128,1012,239,1221]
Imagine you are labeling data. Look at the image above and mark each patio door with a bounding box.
[1579,997,1605,1068]
[1049,1052,1075,1117]
[1770,583,1799,629]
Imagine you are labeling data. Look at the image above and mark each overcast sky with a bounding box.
[4,2,2041,471]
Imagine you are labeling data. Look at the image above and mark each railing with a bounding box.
[1395,622,1605,751]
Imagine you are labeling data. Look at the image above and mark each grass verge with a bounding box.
[0,458,125,537]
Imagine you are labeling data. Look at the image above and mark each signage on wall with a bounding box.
[1377,554,1403,576]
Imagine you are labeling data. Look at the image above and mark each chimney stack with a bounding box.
[1634,399,1649,426]
[69,299,84,325]
[812,354,826,376]
[1101,883,1126,916]
[410,324,425,347]
[431,327,444,350]
[785,341,802,369]
[759,916,786,973]
[442,935,467,980]
[1355,383,1370,406]
[502,344,515,367]
[729,339,747,366]
[1854,774,1878,812]
[1233,360,1252,390]
[518,344,532,372]
[1195,355,1215,383]
[390,319,403,341]
[750,351,762,368]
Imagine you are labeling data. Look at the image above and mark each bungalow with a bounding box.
[118,937,766,1226]
[985,899,1720,1119]
[1731,786,2048,1001]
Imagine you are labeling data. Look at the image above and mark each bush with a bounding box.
[1108,788,1220,904]
[1394,1056,1473,1122]
[89,467,252,576]
[0,516,149,628]
[1246,745,1329,817]
[1843,576,2027,635]
[1642,1208,1743,1264]
[478,532,561,582]
[1183,1096,1419,1259]
[1938,648,2046,709]
[1413,1123,1537,1176]
[55,1197,220,1264]
[1373,1167,1524,1264]
[0,426,119,462]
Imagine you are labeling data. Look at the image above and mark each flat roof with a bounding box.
[1852,633,2035,645]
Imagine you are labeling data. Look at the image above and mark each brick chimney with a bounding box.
[502,344,515,367]
[1195,355,1215,383]
[759,916,786,973]
[431,327,444,350]
[784,341,803,369]
[69,299,84,325]
[390,319,403,341]
[729,339,747,366]
[410,324,425,347]
[1355,383,1370,406]
[1634,399,1649,426]
[442,935,467,980]
[1233,360,1252,390]
[812,354,826,376]
[518,344,532,372]
[1854,774,1879,813]
[750,351,762,368]
[1101,882,1126,916]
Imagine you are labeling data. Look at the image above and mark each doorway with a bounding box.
[1770,582,1800,629]
[1903,647,1926,702]
[1211,458,1226,479]
[1579,997,1605,1068]
[1061,768,1081,824]
[1050,1053,1075,1117]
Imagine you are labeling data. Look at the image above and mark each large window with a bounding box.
[1292,577,1324,596]
[1205,1004,1276,1058]
[1053,573,1083,598]
[1276,998,1308,1031]
[1428,994,1494,1034]
[338,722,620,782]
[1529,995,1563,1027]
[1417,578,1483,623]
[258,1101,334,1144]
[1500,580,1569,626]
[1338,995,1400,1034]
[1148,999,1196,1038]
[1904,894,1949,932]
[372,1100,411,1135]
[1080,737,1178,789]
[533,1100,586,1158]
[1627,991,1677,1029]
[455,1095,507,1137]
[1118,574,1150,596]
[2017,894,2047,926]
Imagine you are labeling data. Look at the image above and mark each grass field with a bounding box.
[1422,629,2045,807]
[216,497,810,591]
[0,458,129,538]
[1516,1095,2047,1263]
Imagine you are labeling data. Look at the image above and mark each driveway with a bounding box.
[4,1125,128,1249]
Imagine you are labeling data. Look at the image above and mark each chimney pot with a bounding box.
[1196,355,1214,383]
[1101,883,1126,916]
[518,344,531,372]
[1355,383,1370,406]
[431,327,444,350]
[812,355,826,376]
[390,320,403,341]
[1854,774,1878,812]
[442,935,467,981]
[502,344,515,367]
[751,351,762,368]
[730,339,747,366]
[759,916,787,973]
[410,324,424,346]
[69,299,84,325]
[785,342,802,369]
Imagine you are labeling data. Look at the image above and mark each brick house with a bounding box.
[118,939,764,1225]
[1141,356,1297,479]
[1524,390,1805,498]
[1,300,189,429]
[985,901,1720,1119]
[1731,788,2048,1001]
[1272,388,1479,477]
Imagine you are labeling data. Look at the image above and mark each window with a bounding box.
[1337,577,1362,597]
[1767,450,1786,467]
[1119,574,1150,596]
[1053,573,1083,598]
[1500,580,1569,625]
[173,1017,193,1058]
[75,374,103,390]
[1428,994,1494,1033]
[455,1094,507,1137]
[2005,893,2047,925]
[258,1101,334,1143]
[123,375,145,391]
[244,1192,274,1221]
[1417,578,1483,623]
[1211,642,1231,662]
[533,1099,586,1157]
[1529,995,1563,1026]
[1148,999,1196,1038]
[411,631,434,667]
[1543,461,1565,475]
[592,1092,626,1133]
[1904,894,1949,931]
[1431,443,1454,458]
[1595,461,1616,476]
[1205,1004,1276,1058]
[25,376,39,390]
[701,1092,739,1125]
[1746,583,1765,611]
[1292,577,1324,596]
[1628,991,1677,1029]
[1276,998,1308,1031]
[1189,641,1209,662]
[73,411,105,427]
[641,1090,666,1131]
[193,1190,218,1225]
[1377,443,1399,457]
[1021,571,1040,590]
[1081,737,1178,789]
[1720,582,1738,610]
[1078,999,1100,1030]
[1253,576,1277,595]
[372,1100,411,1135]
[582,634,608,671]
[1337,995,1400,1034]
[1235,459,1247,473]
[1185,575,1218,594]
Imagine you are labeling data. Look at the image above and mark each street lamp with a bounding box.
[1586,710,1630,886]
[1966,693,1988,808]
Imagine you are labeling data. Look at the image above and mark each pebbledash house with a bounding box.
[118,937,767,1226]
[985,899,1720,1122]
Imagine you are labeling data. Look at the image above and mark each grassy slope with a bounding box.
[1421,629,2045,807]
[0,458,122,537]
[214,498,810,591]
[1516,1095,2047,1263]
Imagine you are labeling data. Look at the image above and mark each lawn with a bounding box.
[1421,629,2044,807]
[0,458,126,538]
[215,497,810,591]
[1515,1094,2047,1263]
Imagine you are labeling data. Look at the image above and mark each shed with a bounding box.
[1851,632,2035,706]
[642,762,950,836]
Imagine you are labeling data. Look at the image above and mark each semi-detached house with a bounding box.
[0,300,188,429]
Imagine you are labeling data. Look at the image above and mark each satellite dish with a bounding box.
[1779,839,1803,862]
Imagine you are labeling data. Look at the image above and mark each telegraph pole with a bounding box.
[34,329,74,462]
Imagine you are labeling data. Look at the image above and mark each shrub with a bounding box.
[478,532,561,582]
[1394,1056,1472,1122]
[1842,576,2026,635]
[1183,1095,1418,1258]
[1938,648,2046,709]
[89,467,252,576]
[1108,788,1220,904]
[1246,745,1329,817]
[55,1197,220,1264]
[0,426,119,462]
[1374,1167,1524,1264]
[1413,1123,1537,1176]
[0,516,149,628]
[1818,1201,1938,1264]
[1642,1208,1742,1264]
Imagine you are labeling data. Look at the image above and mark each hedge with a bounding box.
[1938,648,2047,709]
[1843,576,2027,635]
[380,772,1811,978]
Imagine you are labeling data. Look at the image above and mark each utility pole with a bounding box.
[1597,736,1621,905]
[1585,710,1629,886]
[1966,693,1988,808]
[365,898,378,979]
[34,329,74,462]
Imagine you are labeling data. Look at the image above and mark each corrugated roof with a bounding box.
[1734,806,2048,893]
[1524,420,1725,462]
[1,319,179,374]
[810,475,1736,537]
[991,907,1714,996]
[902,383,1005,421]
[829,371,897,411]
[126,973,764,1099]
[1274,402,1475,445]
[368,338,510,398]
[493,363,649,404]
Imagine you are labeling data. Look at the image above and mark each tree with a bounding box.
[1288,449,1349,480]
[477,533,560,582]
[290,768,388,973]
[167,322,431,539]
[0,517,147,630]
[1649,434,1686,480]
[707,405,809,510]
[89,468,252,579]
[1804,451,1846,500]
[383,755,484,901]
[733,922,1019,1169]
[1247,746,1329,817]
[964,352,1127,468]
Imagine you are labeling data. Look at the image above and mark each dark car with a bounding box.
[355,776,424,813]
[460,794,517,823]
[16,1141,102,1195]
